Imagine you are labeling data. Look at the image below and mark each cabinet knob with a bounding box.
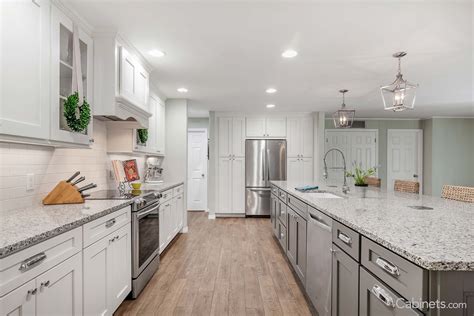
[89,138,95,143]
[27,288,37,297]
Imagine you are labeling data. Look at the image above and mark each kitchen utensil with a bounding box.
[42,181,84,205]
[72,176,85,186]
[78,183,97,193]
[66,171,80,183]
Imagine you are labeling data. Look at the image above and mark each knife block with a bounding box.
[42,181,84,205]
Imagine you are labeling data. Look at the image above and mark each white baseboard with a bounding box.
[208,214,216,220]
[181,226,189,233]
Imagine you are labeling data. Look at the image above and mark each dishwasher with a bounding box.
[306,208,333,316]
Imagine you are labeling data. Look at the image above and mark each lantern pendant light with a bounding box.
[333,89,355,128]
[380,52,419,112]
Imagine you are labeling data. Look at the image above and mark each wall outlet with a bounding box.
[26,174,34,191]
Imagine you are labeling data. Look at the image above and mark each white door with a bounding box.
[387,129,423,192]
[36,253,82,316]
[231,157,245,213]
[325,131,351,185]
[108,224,131,312]
[0,279,36,316]
[218,158,232,213]
[187,129,208,211]
[0,0,50,140]
[350,131,377,171]
[266,117,287,137]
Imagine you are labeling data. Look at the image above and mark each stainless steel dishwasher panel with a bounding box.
[306,208,333,316]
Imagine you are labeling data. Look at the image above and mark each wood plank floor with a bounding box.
[115,212,315,316]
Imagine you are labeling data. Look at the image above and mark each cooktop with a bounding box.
[86,189,158,200]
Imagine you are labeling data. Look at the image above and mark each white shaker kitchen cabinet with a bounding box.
[119,47,149,111]
[175,194,184,233]
[159,205,167,253]
[287,157,301,184]
[246,117,266,137]
[265,117,287,137]
[134,65,149,110]
[246,117,286,137]
[218,157,232,213]
[287,116,313,158]
[301,117,313,157]
[231,157,245,213]
[50,6,93,146]
[0,0,51,141]
[83,223,131,316]
[36,253,82,316]
[218,156,245,214]
[218,117,245,157]
[0,279,36,316]
[287,157,314,186]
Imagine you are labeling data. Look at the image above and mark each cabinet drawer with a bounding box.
[288,194,308,219]
[0,227,82,296]
[83,207,131,248]
[361,237,428,302]
[277,199,287,227]
[333,221,360,261]
[360,267,423,316]
[173,185,184,197]
[271,185,278,195]
[278,189,287,203]
[277,220,287,251]
[160,189,173,202]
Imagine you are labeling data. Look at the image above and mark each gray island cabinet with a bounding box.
[270,181,474,316]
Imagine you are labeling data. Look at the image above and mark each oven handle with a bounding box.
[137,204,160,220]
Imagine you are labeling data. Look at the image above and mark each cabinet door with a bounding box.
[163,202,173,243]
[50,6,93,145]
[246,117,266,137]
[119,47,136,102]
[159,206,166,253]
[232,117,245,157]
[302,158,314,184]
[83,232,112,316]
[176,194,184,231]
[134,65,149,110]
[0,279,36,316]
[218,158,232,213]
[287,158,302,184]
[286,208,298,268]
[270,195,278,236]
[266,117,287,137]
[108,224,132,312]
[231,157,245,213]
[295,214,307,283]
[218,117,232,157]
[155,99,166,154]
[36,253,82,316]
[301,117,313,157]
[171,197,179,236]
[286,117,301,157]
[0,0,50,140]
[332,245,359,316]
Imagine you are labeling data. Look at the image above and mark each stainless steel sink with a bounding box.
[301,189,342,199]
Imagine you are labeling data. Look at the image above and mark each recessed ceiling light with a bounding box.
[177,87,188,93]
[148,50,166,57]
[266,104,276,108]
[266,88,277,94]
[282,49,298,58]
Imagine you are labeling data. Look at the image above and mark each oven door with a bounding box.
[132,202,160,278]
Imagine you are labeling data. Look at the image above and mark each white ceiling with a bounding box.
[66,0,474,118]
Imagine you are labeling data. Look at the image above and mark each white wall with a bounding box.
[163,99,188,227]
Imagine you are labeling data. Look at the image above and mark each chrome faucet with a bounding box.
[323,148,350,194]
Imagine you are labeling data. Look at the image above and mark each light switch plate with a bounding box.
[26,174,34,191]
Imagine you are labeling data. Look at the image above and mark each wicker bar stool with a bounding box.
[365,177,381,187]
[441,185,474,203]
[394,180,420,193]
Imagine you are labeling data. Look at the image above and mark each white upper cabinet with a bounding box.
[246,117,286,137]
[0,0,51,141]
[93,33,152,128]
[287,116,313,158]
[50,6,93,146]
[219,117,245,157]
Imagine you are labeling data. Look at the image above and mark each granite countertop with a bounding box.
[271,181,474,271]
[0,181,184,259]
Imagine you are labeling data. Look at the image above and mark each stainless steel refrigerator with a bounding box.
[245,139,287,216]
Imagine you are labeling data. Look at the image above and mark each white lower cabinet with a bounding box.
[83,223,131,316]
[218,157,245,214]
[0,253,82,316]
[159,187,185,253]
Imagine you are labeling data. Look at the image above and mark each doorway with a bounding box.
[387,129,423,192]
[187,128,208,211]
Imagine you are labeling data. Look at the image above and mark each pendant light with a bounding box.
[380,52,419,112]
[333,89,355,128]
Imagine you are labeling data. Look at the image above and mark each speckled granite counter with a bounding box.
[271,181,474,271]
[0,181,184,259]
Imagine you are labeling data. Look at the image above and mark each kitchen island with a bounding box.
[270,181,474,316]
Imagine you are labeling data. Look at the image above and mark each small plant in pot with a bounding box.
[346,163,376,198]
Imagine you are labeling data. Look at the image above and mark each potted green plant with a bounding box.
[346,163,376,198]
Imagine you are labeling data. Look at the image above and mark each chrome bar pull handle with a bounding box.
[337,232,352,245]
[19,252,47,272]
[105,218,116,228]
[376,257,400,276]
[371,285,395,308]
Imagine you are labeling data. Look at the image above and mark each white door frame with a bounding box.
[187,128,208,211]
[387,129,423,193]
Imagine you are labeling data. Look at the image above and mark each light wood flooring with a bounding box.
[115,212,314,316]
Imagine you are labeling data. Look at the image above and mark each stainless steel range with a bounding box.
[87,190,162,298]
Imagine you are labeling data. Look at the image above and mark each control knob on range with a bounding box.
[153,192,162,199]
[134,198,145,208]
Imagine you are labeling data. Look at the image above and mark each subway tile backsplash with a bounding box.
[0,119,146,212]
